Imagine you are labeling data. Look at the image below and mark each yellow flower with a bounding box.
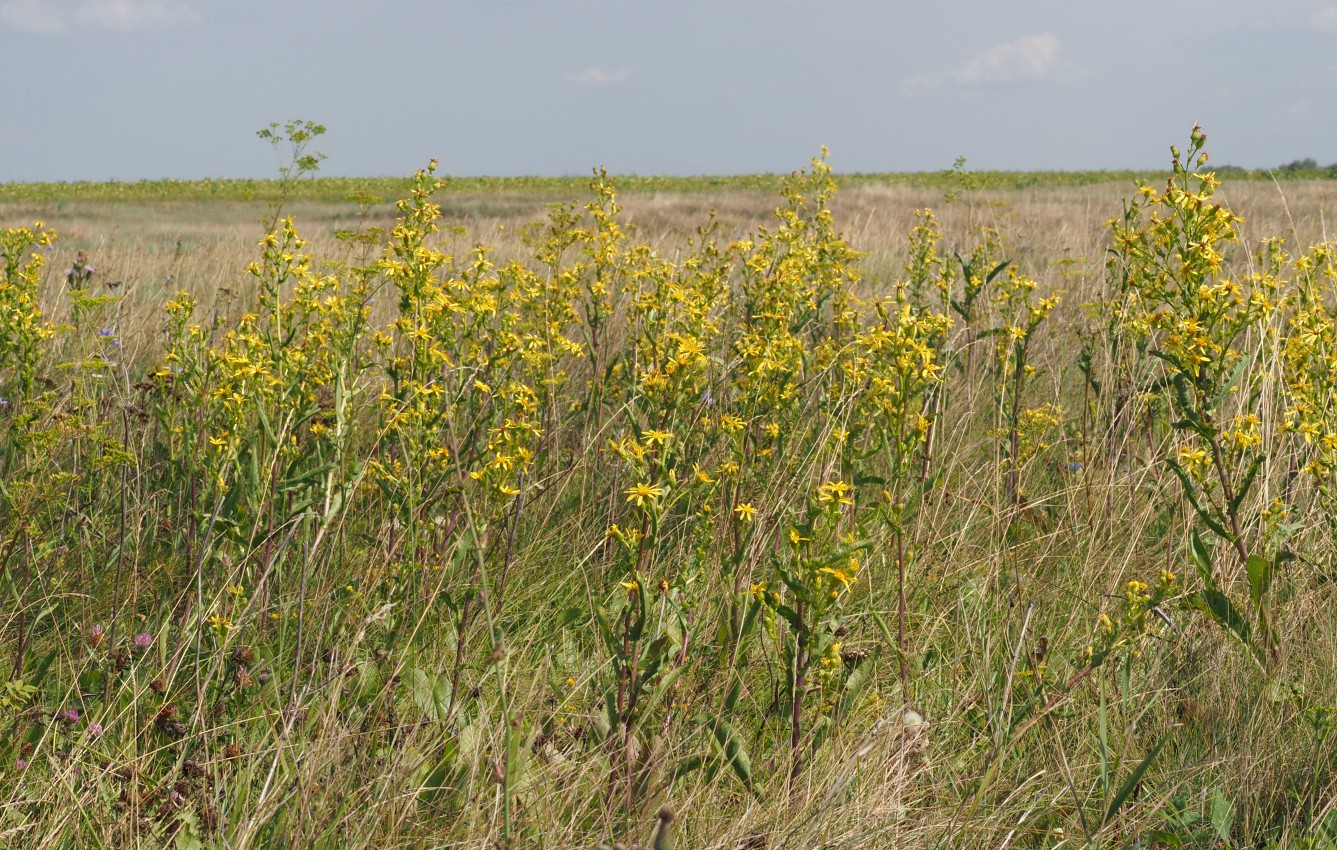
[624,482,665,508]
[735,502,756,522]
[788,528,809,545]
[817,480,854,506]
[819,566,855,588]
[642,429,673,446]
[719,415,746,434]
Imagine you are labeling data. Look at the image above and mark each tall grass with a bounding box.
[2,129,1337,850]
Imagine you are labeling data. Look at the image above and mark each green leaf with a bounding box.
[627,573,650,643]
[813,646,883,753]
[27,651,55,687]
[670,755,705,783]
[708,717,753,790]
[604,689,619,738]
[1245,553,1272,609]
[805,539,873,573]
[631,668,681,736]
[1189,589,1266,669]
[723,679,743,714]
[808,715,833,753]
[1189,530,1215,588]
[1228,454,1263,517]
[984,260,1012,285]
[407,667,451,722]
[555,606,588,631]
[280,461,337,491]
[1168,461,1231,541]
[173,807,205,850]
[1208,786,1234,843]
[1313,808,1337,844]
[417,739,461,804]
[1212,356,1250,413]
[353,660,382,707]
[737,593,762,644]
[1103,738,1165,827]
[256,403,278,452]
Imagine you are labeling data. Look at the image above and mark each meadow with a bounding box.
[3,126,1337,849]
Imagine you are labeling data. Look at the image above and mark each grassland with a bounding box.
[3,149,1337,850]
[2,163,1333,206]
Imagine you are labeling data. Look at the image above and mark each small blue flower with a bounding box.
[1067,462,1084,472]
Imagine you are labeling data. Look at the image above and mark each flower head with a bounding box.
[624,482,665,508]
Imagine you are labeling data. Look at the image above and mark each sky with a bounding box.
[2,0,1336,181]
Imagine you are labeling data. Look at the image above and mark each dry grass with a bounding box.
[2,172,1337,849]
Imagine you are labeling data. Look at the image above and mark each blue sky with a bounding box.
[3,0,1335,180]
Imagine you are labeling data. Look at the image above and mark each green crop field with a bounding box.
[3,126,1337,849]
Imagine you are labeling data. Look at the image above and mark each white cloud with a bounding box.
[1313,7,1337,32]
[958,32,1063,85]
[565,67,631,86]
[73,0,195,31]
[901,32,1070,95]
[0,0,195,33]
[0,0,66,33]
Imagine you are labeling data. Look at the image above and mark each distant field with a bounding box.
[2,165,1334,206]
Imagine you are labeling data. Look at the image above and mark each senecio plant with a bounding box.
[0,222,54,413]
[9,123,1337,850]
[1108,126,1317,669]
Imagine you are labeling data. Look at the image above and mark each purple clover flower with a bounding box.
[60,708,80,725]
[133,632,153,650]
[87,721,103,738]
